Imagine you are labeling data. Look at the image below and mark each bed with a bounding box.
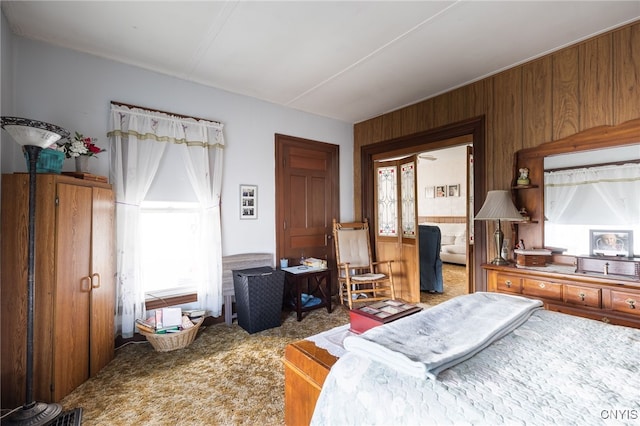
[284,292,640,425]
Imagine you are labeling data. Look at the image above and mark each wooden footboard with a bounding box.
[283,340,338,426]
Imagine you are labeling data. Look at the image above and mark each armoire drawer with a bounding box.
[564,284,601,308]
[495,273,522,294]
[523,278,563,301]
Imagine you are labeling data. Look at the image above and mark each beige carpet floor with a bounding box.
[59,263,467,425]
[421,262,469,304]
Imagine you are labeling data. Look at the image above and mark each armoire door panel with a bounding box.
[53,183,92,401]
[90,187,116,376]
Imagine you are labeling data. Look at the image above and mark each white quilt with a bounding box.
[311,306,640,425]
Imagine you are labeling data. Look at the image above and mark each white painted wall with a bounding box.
[417,145,468,217]
[1,11,14,172]
[0,27,354,256]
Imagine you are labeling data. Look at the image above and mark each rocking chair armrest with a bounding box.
[371,259,394,274]
[336,262,354,274]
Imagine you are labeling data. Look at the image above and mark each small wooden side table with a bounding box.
[283,266,332,321]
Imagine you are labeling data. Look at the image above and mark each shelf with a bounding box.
[515,220,538,224]
[512,184,539,189]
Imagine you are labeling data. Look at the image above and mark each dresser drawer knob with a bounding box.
[538,282,546,289]
[601,317,611,324]
[578,292,586,301]
[626,298,636,309]
[505,280,512,288]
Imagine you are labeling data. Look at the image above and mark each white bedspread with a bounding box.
[312,303,640,425]
[343,292,542,379]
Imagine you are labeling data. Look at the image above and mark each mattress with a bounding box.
[311,309,640,425]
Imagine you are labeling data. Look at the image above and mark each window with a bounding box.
[140,201,202,299]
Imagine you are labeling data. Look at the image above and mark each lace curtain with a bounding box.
[545,163,640,225]
[108,104,225,338]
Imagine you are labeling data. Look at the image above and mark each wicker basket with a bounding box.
[139,317,204,352]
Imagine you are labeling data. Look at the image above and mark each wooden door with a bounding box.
[374,156,420,303]
[275,134,339,274]
[53,182,92,401]
[89,187,115,376]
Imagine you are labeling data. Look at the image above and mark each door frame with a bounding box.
[360,116,487,292]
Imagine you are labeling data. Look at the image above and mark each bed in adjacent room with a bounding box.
[284,292,640,425]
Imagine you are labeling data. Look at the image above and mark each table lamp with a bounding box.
[1,117,70,425]
[474,190,523,265]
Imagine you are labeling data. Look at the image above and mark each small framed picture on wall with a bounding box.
[240,184,257,219]
[436,185,446,198]
[425,186,435,198]
[448,184,460,197]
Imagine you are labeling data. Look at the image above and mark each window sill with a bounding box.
[145,292,197,311]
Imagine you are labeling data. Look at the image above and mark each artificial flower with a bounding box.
[60,132,105,158]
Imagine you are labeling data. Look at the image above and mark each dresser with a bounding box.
[484,263,640,328]
[1,174,115,407]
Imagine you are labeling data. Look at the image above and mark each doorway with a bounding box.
[361,117,487,293]
[417,144,472,302]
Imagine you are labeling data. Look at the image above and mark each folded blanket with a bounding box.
[342,292,542,379]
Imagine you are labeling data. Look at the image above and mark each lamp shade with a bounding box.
[1,116,69,148]
[475,190,523,221]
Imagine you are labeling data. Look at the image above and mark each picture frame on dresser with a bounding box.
[590,229,633,257]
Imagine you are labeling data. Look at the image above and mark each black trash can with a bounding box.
[232,266,285,333]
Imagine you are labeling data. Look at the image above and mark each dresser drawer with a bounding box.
[610,290,640,316]
[523,278,563,301]
[495,273,522,293]
[563,284,601,308]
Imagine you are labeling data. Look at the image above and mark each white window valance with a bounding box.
[108,104,224,148]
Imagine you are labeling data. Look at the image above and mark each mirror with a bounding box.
[543,144,640,257]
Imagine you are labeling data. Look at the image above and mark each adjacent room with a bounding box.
[1,2,639,425]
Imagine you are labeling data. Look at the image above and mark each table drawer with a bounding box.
[495,273,522,293]
[610,290,640,316]
[523,278,563,301]
[563,284,601,308]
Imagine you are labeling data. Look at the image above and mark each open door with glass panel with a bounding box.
[374,156,420,303]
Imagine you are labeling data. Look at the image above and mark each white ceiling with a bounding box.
[2,1,639,124]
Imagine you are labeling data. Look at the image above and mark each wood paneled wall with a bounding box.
[353,21,640,217]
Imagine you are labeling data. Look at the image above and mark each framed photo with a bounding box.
[240,184,257,219]
[590,230,633,257]
[448,184,460,197]
[435,185,446,198]
[425,186,435,198]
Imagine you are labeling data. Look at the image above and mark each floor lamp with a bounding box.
[474,190,523,265]
[1,117,70,426]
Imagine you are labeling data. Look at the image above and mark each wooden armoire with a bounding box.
[1,173,115,408]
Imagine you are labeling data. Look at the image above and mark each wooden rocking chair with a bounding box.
[332,219,396,309]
